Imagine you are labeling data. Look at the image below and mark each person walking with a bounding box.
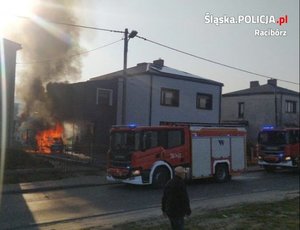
[161,166,191,230]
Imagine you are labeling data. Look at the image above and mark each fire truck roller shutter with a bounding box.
[150,161,173,188]
[231,136,246,171]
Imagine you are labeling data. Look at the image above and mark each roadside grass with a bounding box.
[111,197,299,230]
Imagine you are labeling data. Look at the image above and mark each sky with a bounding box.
[1,0,299,94]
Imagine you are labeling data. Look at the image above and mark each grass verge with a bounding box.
[111,197,299,230]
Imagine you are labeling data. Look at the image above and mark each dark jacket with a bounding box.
[161,175,191,218]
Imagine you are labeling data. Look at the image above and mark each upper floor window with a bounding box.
[161,88,179,107]
[286,100,296,113]
[238,102,244,118]
[96,88,113,106]
[196,93,212,110]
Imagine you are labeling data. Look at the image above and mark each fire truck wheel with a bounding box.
[152,167,170,189]
[214,164,229,183]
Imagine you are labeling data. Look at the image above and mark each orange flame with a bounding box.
[36,123,64,154]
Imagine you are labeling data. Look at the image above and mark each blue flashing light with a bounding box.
[262,125,275,130]
[128,123,137,128]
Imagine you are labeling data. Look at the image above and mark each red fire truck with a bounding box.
[106,125,247,187]
[257,126,300,172]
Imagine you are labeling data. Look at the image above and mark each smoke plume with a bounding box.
[13,0,83,130]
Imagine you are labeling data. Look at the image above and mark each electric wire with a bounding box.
[16,38,123,65]
[15,15,299,86]
[16,15,124,34]
[136,35,299,86]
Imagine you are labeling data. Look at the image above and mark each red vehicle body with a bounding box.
[106,125,247,187]
[257,127,300,171]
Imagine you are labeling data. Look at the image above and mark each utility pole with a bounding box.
[122,29,129,125]
[274,87,278,127]
[121,28,137,125]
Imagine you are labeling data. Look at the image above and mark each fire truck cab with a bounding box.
[106,125,246,187]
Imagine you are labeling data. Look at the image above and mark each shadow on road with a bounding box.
[0,184,39,230]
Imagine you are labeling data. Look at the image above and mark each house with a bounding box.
[221,79,300,143]
[48,59,223,152]
[0,38,22,148]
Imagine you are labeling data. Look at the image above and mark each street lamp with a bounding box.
[122,28,138,125]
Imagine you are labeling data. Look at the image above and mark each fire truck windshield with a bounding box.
[111,131,140,151]
[258,131,287,145]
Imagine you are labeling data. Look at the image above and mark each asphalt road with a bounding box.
[0,169,299,230]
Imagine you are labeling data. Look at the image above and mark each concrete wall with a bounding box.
[222,93,300,143]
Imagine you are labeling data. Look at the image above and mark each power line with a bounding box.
[16,38,123,65]
[137,35,299,86]
[16,15,124,34]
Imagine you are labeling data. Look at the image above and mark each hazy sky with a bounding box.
[1,0,299,94]
[76,0,299,93]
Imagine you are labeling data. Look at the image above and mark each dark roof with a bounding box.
[89,60,223,87]
[223,83,299,97]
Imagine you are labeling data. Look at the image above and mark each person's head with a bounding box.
[174,166,186,179]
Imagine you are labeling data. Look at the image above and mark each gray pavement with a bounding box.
[2,165,263,194]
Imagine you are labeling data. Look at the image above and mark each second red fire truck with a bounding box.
[257,126,300,172]
[107,125,247,187]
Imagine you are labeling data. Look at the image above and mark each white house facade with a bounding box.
[124,61,223,126]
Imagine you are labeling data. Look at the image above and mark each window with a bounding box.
[161,88,179,107]
[142,131,159,149]
[238,102,244,118]
[196,93,212,110]
[96,88,112,106]
[167,130,184,148]
[286,100,296,113]
[141,129,184,150]
[288,130,299,144]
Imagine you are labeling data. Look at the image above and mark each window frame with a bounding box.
[96,88,113,106]
[286,100,296,113]
[196,93,213,110]
[166,129,184,149]
[160,88,180,107]
[238,102,245,119]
